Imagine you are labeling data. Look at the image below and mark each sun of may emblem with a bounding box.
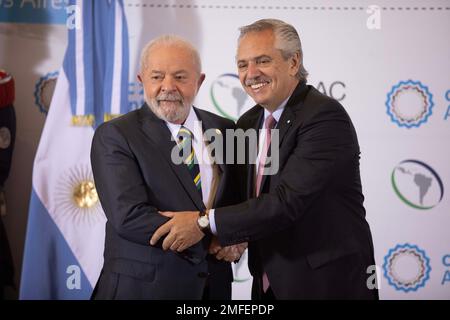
[55,165,104,226]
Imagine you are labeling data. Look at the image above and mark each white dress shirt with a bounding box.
[165,106,213,207]
[209,97,290,235]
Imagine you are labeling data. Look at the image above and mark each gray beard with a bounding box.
[145,96,191,124]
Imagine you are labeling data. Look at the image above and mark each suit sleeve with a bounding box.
[226,119,246,205]
[215,100,360,246]
[91,122,169,246]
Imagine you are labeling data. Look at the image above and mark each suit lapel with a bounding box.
[194,108,229,210]
[275,81,308,147]
[246,108,264,199]
[257,106,294,193]
[138,105,205,211]
[254,81,309,195]
[277,106,295,146]
[194,108,225,173]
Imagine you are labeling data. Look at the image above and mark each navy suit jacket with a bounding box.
[91,105,238,299]
[215,81,378,299]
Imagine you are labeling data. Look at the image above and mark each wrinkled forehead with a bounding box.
[146,43,200,73]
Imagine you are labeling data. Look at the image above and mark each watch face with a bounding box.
[198,216,209,228]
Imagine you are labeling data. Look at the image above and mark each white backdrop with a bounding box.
[1,0,449,299]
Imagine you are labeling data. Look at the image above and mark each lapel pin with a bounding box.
[287,120,291,124]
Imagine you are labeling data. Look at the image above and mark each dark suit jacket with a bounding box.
[90,104,238,300]
[215,81,378,299]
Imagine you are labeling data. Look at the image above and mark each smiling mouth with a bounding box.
[248,81,270,92]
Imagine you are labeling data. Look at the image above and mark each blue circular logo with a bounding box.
[383,243,431,292]
[34,71,59,115]
[386,80,434,128]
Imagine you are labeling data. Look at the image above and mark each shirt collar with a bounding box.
[263,96,290,124]
[165,106,200,142]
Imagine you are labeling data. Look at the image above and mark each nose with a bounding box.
[161,75,176,92]
[246,61,261,80]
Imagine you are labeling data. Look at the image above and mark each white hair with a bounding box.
[139,34,202,75]
[238,19,308,81]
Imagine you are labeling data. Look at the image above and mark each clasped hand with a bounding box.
[150,211,247,261]
[209,237,248,262]
[149,211,203,252]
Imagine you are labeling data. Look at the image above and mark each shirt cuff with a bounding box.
[209,209,218,235]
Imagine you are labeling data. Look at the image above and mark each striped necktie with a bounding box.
[177,126,203,199]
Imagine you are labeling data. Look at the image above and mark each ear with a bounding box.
[197,73,206,90]
[288,52,301,77]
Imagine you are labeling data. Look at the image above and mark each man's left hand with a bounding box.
[150,211,204,252]
[215,242,248,262]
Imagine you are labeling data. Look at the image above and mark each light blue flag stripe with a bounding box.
[119,0,130,115]
[20,190,92,300]
[101,5,114,122]
[64,2,77,118]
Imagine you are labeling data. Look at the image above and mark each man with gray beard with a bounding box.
[90,35,244,299]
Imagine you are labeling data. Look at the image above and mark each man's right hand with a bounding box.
[209,238,248,262]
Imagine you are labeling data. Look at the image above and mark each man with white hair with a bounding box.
[90,35,243,299]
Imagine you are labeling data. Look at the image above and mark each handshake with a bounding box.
[209,237,248,262]
[150,210,248,262]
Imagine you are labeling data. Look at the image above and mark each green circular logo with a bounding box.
[210,73,251,121]
[391,159,444,210]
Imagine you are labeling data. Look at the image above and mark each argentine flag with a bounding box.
[20,0,130,299]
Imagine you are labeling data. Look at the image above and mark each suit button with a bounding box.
[198,272,209,278]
